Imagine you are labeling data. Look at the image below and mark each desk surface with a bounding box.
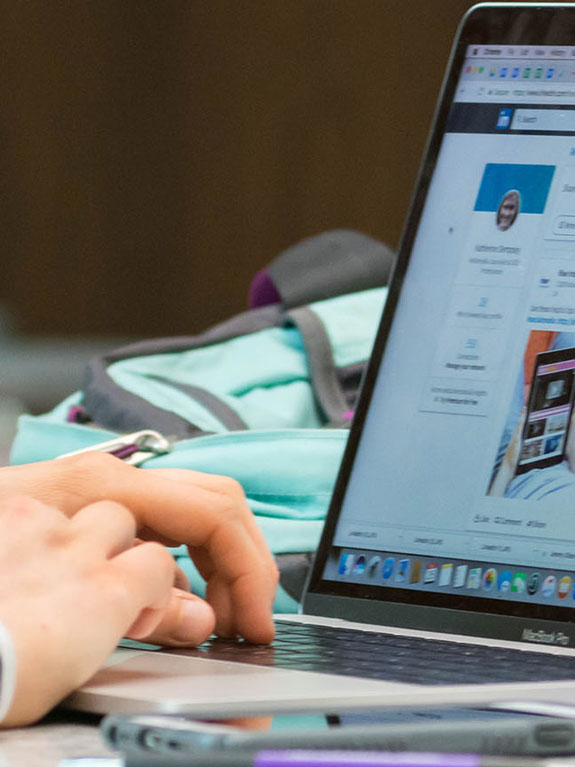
[0,713,114,767]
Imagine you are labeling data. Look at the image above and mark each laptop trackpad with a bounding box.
[64,648,406,715]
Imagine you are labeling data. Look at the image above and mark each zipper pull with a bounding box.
[58,429,173,467]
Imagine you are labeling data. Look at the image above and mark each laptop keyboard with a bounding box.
[192,620,575,685]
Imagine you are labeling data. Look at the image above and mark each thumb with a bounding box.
[127,588,216,646]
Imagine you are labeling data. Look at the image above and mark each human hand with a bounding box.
[0,455,278,645]
[0,495,176,727]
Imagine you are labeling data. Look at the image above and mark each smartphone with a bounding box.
[515,346,575,475]
[101,708,575,757]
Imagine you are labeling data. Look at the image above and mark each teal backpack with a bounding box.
[11,231,392,611]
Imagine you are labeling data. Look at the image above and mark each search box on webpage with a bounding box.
[511,108,575,131]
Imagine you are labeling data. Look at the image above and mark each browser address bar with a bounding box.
[511,108,575,131]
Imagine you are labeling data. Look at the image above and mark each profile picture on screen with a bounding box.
[496,189,521,231]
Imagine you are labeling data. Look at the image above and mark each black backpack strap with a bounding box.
[265,229,394,309]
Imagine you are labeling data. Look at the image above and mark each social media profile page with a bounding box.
[326,46,575,609]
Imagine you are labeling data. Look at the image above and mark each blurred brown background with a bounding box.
[0,0,478,339]
[5,0,530,453]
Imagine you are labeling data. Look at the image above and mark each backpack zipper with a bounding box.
[58,429,173,466]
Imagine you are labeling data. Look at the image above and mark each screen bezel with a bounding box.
[304,3,575,635]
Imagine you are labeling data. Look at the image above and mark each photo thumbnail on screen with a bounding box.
[518,350,575,473]
[488,332,575,498]
[474,163,555,232]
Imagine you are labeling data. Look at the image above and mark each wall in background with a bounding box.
[0,0,475,338]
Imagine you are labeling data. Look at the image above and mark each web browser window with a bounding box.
[323,45,575,610]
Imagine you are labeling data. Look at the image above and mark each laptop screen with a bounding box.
[311,6,575,626]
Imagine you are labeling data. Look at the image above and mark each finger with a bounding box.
[69,501,137,558]
[115,467,266,556]
[132,540,190,591]
[112,471,278,643]
[150,470,277,571]
[106,542,175,632]
[0,497,72,571]
[224,716,274,730]
[204,575,235,638]
[137,526,180,546]
[0,495,67,538]
[188,538,276,643]
[173,564,190,592]
[129,588,216,646]
[183,512,276,642]
[145,470,279,602]
[0,459,277,643]
[185,547,259,639]
[125,606,166,640]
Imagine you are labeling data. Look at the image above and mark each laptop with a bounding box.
[67,2,575,717]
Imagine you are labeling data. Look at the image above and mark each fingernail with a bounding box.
[174,598,215,643]
[173,587,195,600]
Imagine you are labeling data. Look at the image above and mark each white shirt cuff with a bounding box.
[0,622,16,724]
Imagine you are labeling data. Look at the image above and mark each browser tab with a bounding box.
[456,44,575,106]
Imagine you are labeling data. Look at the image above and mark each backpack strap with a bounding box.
[251,229,394,309]
[285,306,351,428]
[146,375,249,431]
[80,305,281,437]
[82,361,207,438]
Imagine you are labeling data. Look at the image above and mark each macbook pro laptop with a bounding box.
[68,2,575,716]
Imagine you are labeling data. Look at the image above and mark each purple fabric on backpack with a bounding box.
[249,268,282,308]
